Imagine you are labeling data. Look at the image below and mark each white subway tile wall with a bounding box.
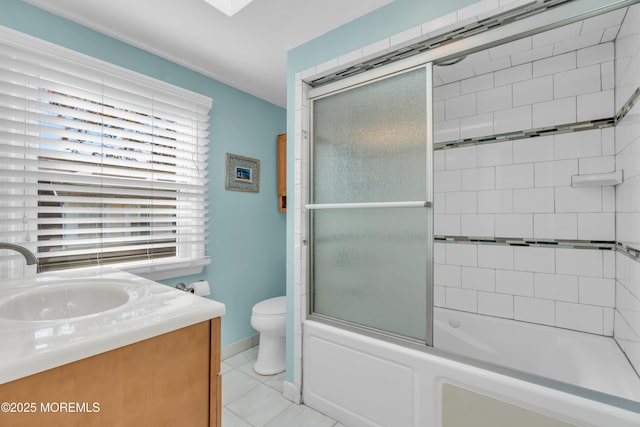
[435,242,615,334]
[614,3,640,374]
[434,39,620,143]
[434,128,613,240]
[431,10,634,337]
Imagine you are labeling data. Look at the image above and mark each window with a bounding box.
[0,28,211,278]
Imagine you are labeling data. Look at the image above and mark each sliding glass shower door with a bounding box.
[309,65,433,345]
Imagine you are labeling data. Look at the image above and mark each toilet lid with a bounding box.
[252,296,286,317]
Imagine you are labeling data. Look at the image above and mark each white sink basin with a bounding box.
[0,280,135,321]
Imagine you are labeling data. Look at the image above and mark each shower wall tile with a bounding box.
[532,51,576,77]
[434,41,616,141]
[494,213,532,238]
[513,76,553,106]
[534,159,577,187]
[434,285,446,307]
[514,246,555,273]
[496,270,533,296]
[533,214,577,240]
[435,242,615,335]
[477,85,512,113]
[445,93,476,120]
[556,302,605,335]
[445,192,476,214]
[435,214,460,236]
[514,296,555,326]
[577,42,614,67]
[445,243,477,266]
[446,287,478,312]
[578,156,615,174]
[445,145,476,169]
[460,113,494,139]
[461,74,494,94]
[601,61,615,90]
[577,213,615,241]
[513,188,554,213]
[495,164,533,189]
[534,273,579,303]
[532,22,582,49]
[532,97,576,128]
[461,167,495,191]
[476,141,512,166]
[577,90,615,121]
[513,136,554,164]
[615,3,640,111]
[579,277,615,307]
[478,291,514,318]
[478,189,513,213]
[556,248,604,277]
[493,105,532,134]
[435,264,461,287]
[461,266,495,291]
[614,3,640,372]
[494,61,531,85]
[461,214,494,236]
[553,64,601,99]
[478,244,513,270]
[554,187,602,213]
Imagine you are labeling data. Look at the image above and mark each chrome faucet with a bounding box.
[0,243,40,273]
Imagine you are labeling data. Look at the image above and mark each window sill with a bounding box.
[119,257,211,281]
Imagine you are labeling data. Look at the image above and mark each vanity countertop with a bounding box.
[0,268,225,385]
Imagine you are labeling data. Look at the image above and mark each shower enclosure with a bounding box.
[295,0,640,425]
[308,65,433,345]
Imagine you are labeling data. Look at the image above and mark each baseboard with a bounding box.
[282,380,302,404]
[221,334,260,360]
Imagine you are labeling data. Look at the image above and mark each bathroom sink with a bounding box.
[0,280,133,321]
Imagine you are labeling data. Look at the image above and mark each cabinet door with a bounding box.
[278,133,287,212]
[0,320,219,427]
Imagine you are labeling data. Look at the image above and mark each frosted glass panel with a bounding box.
[312,208,428,341]
[312,68,427,204]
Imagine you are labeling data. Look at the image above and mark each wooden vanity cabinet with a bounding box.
[0,317,222,427]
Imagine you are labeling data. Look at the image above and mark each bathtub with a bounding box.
[303,309,640,427]
[433,308,640,402]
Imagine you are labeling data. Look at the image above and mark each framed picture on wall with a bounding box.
[225,153,260,192]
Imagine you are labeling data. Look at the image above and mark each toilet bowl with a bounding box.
[250,296,286,375]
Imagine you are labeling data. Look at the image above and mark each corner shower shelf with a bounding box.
[571,170,623,188]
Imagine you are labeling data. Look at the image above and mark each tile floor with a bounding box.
[222,346,345,427]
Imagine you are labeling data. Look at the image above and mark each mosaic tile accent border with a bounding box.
[436,235,640,263]
[435,235,616,251]
[433,117,615,151]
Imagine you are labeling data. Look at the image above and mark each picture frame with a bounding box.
[225,153,260,192]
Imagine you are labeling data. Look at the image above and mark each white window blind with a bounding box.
[0,28,211,276]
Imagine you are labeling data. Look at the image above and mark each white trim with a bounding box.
[0,25,212,107]
[221,334,260,360]
[123,257,211,281]
[282,380,302,404]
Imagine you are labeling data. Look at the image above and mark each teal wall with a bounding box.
[285,0,479,382]
[1,0,287,347]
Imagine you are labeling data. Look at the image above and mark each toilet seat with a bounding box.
[252,296,285,318]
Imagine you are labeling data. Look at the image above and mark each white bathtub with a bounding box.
[433,307,640,402]
[303,309,640,427]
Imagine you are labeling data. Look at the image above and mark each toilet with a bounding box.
[250,296,286,375]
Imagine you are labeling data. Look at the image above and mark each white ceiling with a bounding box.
[22,0,393,107]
